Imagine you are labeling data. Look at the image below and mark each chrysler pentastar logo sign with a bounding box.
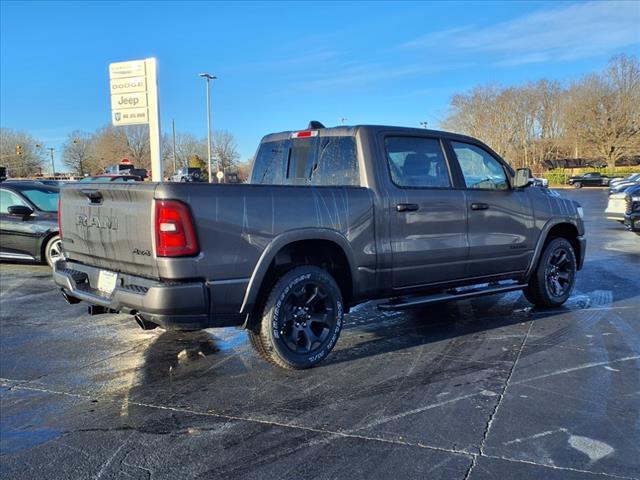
[76,214,118,230]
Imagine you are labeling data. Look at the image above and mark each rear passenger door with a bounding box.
[385,136,468,289]
[448,140,534,278]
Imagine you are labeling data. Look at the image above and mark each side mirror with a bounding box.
[514,168,532,188]
[7,205,34,218]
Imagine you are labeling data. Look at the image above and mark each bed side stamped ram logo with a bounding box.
[76,214,118,230]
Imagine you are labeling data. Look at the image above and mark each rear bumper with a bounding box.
[53,260,241,330]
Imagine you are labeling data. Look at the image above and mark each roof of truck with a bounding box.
[260,124,484,145]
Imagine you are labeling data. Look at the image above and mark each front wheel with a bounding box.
[573,182,582,189]
[523,237,577,308]
[248,266,344,369]
[44,234,64,268]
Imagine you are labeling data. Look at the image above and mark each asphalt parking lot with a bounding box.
[1,189,639,480]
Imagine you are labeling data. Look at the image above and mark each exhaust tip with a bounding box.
[134,314,158,331]
[61,289,81,305]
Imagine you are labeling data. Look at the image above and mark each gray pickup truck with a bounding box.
[54,123,585,369]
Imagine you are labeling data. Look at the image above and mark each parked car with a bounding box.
[608,173,640,194]
[609,172,640,186]
[169,167,204,183]
[80,174,142,182]
[567,172,610,188]
[620,185,640,236]
[0,181,63,267]
[54,123,585,369]
[606,184,640,224]
[531,176,549,188]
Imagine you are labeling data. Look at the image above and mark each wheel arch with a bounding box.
[240,229,358,319]
[526,220,583,278]
[39,230,60,263]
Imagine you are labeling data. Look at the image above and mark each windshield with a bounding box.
[21,188,59,212]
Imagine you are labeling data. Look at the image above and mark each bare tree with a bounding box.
[62,130,94,175]
[0,128,46,177]
[122,125,150,168]
[565,54,640,168]
[213,130,240,171]
[442,55,640,169]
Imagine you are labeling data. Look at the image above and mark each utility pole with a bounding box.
[199,73,217,182]
[48,148,55,177]
[172,119,177,174]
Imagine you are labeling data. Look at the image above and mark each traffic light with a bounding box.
[16,144,23,156]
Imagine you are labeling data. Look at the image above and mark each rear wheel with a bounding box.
[248,266,344,369]
[524,237,576,307]
[44,234,64,268]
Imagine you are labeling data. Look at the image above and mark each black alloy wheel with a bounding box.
[524,237,577,308]
[545,247,574,298]
[248,265,344,369]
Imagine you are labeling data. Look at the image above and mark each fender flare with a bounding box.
[525,218,583,278]
[239,228,358,314]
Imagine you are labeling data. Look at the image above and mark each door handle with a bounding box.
[396,203,419,212]
[470,202,489,211]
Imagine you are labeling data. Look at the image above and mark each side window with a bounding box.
[384,136,451,188]
[0,189,27,214]
[451,141,509,190]
[311,136,359,186]
[251,140,289,184]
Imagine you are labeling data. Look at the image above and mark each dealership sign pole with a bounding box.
[109,58,163,182]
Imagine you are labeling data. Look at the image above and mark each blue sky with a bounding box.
[1,0,639,169]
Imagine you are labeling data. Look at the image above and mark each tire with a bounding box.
[248,266,344,369]
[573,182,582,189]
[44,234,64,268]
[523,237,577,308]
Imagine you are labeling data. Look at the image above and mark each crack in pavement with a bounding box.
[3,380,638,480]
[464,320,534,479]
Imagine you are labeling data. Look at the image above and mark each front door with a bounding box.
[448,141,534,278]
[385,135,468,289]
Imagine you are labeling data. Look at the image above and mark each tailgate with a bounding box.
[60,183,159,278]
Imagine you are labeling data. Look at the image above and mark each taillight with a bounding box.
[57,195,62,238]
[154,200,199,257]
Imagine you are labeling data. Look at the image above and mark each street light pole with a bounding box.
[172,119,177,174]
[199,73,217,183]
[48,148,55,177]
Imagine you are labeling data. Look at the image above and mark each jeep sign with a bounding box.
[109,58,162,181]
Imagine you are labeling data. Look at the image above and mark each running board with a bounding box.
[378,283,524,311]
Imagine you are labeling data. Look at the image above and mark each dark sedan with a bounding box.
[0,182,63,267]
[567,172,610,188]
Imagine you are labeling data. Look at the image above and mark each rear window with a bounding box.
[251,136,359,186]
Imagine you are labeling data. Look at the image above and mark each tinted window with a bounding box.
[20,188,59,212]
[311,136,359,186]
[451,141,509,190]
[384,137,451,188]
[252,136,359,186]
[251,139,288,184]
[0,189,27,213]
